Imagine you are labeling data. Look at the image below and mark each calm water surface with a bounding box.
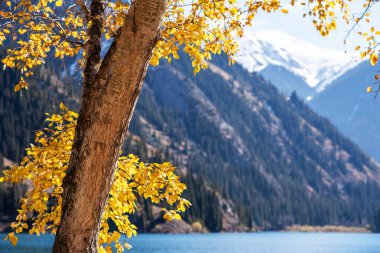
[1,232,380,253]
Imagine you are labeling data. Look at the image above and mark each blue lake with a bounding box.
[1,232,380,253]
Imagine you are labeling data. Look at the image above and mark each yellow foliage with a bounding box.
[1,104,190,252]
[1,0,379,89]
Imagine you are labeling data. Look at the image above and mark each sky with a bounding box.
[250,2,380,52]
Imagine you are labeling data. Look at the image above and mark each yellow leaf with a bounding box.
[367,86,373,93]
[8,233,18,246]
[173,213,182,220]
[370,53,378,66]
[163,213,172,221]
[56,0,63,7]
[59,102,68,111]
[124,243,132,250]
[18,28,27,35]
[14,84,21,92]
[150,55,159,66]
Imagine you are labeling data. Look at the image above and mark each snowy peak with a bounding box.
[236,30,358,94]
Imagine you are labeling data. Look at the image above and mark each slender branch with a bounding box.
[82,0,104,96]
[77,0,90,21]
[344,0,378,43]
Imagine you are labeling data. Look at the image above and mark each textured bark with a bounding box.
[52,0,167,252]
[82,0,103,96]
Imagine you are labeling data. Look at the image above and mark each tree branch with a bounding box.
[77,0,90,21]
[82,0,104,97]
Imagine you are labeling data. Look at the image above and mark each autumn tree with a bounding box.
[1,106,190,252]
[0,0,379,252]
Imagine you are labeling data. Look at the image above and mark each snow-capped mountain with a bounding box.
[236,30,358,98]
[236,30,380,163]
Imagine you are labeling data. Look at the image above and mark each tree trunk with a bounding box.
[52,0,167,252]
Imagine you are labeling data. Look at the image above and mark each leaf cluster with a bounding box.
[1,103,190,252]
[1,0,379,88]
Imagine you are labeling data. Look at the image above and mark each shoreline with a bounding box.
[0,221,373,234]
[284,225,371,233]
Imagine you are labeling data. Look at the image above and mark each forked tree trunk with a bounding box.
[52,0,167,252]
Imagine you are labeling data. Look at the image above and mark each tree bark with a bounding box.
[52,0,167,252]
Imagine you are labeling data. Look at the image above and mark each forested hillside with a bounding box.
[127,53,380,230]
[1,52,380,232]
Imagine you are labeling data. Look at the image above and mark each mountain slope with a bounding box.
[128,52,380,229]
[1,51,380,231]
[236,30,357,98]
[310,59,380,161]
